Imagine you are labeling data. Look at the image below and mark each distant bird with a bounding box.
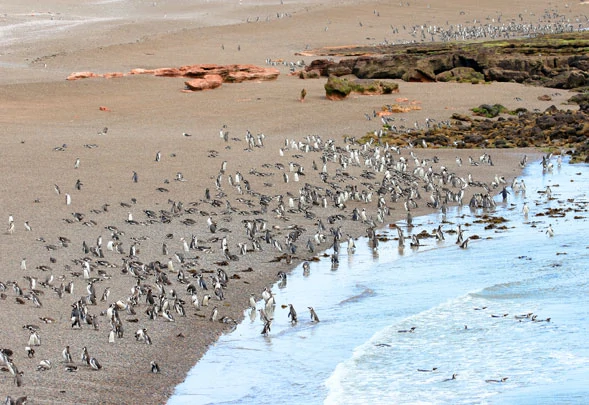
[308,306,320,322]
[89,357,102,370]
[132,171,138,183]
[210,306,218,322]
[24,221,32,231]
[62,346,73,363]
[155,151,161,162]
[261,318,272,336]
[459,236,470,249]
[546,224,554,237]
[5,395,27,405]
[443,373,457,382]
[74,158,80,169]
[288,304,298,324]
[150,361,160,373]
[65,193,71,205]
[300,88,307,102]
[485,377,508,383]
[36,359,52,371]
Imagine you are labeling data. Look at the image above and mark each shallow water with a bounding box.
[169,158,589,405]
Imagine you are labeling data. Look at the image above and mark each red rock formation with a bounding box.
[67,64,280,91]
[184,75,224,91]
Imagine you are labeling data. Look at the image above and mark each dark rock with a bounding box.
[324,75,399,100]
[301,32,589,90]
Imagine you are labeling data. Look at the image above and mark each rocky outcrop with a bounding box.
[184,75,224,91]
[360,105,589,163]
[324,75,399,100]
[300,32,589,89]
[67,64,280,91]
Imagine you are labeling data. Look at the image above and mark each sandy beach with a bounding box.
[0,0,585,403]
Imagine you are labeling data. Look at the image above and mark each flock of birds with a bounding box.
[3,8,580,402]
[3,122,538,400]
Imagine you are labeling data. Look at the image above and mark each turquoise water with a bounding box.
[168,158,589,405]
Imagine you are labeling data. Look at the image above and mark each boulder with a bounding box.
[184,75,224,91]
[436,67,484,83]
[324,75,399,100]
[544,69,588,89]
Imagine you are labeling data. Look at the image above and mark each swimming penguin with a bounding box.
[308,307,320,323]
[485,377,508,383]
[443,374,457,382]
[418,367,438,372]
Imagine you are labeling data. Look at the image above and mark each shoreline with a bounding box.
[0,0,583,403]
[169,153,581,404]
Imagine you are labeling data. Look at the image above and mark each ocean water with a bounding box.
[168,158,589,405]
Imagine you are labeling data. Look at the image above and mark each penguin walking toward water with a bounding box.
[288,304,298,324]
[308,307,320,323]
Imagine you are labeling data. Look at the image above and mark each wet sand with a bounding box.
[0,0,583,403]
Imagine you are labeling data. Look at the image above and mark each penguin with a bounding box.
[302,261,310,276]
[288,304,298,324]
[28,330,41,346]
[89,357,102,370]
[81,346,90,365]
[36,359,52,371]
[150,361,160,374]
[210,306,218,322]
[308,307,320,323]
[261,318,272,336]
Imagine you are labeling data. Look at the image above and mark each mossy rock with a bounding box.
[472,104,510,118]
[325,75,399,99]
[436,67,485,83]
